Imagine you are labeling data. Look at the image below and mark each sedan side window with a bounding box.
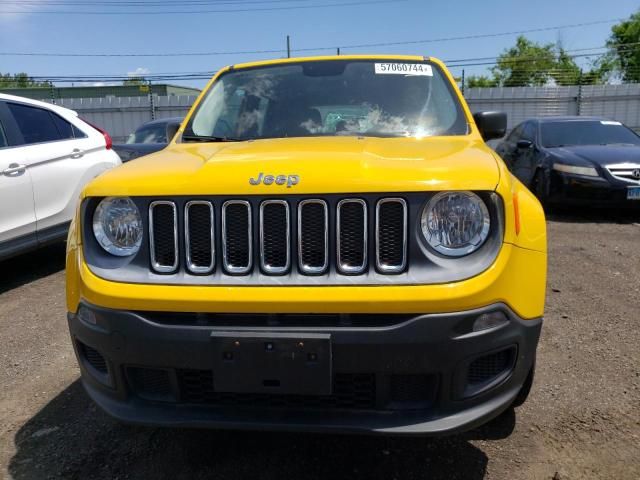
[7,103,62,145]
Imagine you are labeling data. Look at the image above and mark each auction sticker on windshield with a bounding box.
[375,63,433,76]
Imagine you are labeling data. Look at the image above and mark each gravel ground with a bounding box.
[1,208,639,480]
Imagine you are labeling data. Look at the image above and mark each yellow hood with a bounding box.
[84,135,501,197]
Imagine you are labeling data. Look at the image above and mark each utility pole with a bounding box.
[337,47,340,56]
[286,35,291,58]
[461,69,465,95]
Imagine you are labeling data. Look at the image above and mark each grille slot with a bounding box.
[298,199,328,274]
[376,198,407,273]
[222,200,252,274]
[337,199,367,274]
[467,348,514,386]
[149,201,178,273]
[77,341,108,374]
[260,200,290,274]
[128,367,174,401]
[185,201,214,274]
[177,370,376,409]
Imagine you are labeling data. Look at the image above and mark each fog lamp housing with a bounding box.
[473,311,508,332]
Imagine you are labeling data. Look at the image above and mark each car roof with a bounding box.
[227,54,429,72]
[0,92,78,117]
[533,116,611,123]
[138,116,183,127]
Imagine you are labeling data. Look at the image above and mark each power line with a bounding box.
[3,0,326,5]
[0,0,400,14]
[15,42,639,82]
[0,18,623,57]
[2,0,321,4]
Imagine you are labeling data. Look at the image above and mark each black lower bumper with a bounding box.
[68,303,542,435]
[549,171,640,208]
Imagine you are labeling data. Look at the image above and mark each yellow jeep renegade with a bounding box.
[66,55,546,435]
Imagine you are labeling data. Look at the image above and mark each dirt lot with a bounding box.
[1,209,639,480]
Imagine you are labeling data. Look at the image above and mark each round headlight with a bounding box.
[93,197,143,256]
[421,191,490,257]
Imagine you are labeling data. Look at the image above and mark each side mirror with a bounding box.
[473,111,507,141]
[166,122,180,144]
[517,139,533,149]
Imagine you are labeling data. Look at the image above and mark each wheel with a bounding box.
[532,170,551,211]
[512,360,535,408]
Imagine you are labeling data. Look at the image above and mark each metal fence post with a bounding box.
[148,81,156,121]
[576,69,583,116]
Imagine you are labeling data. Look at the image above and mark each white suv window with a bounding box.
[0,120,7,148]
[7,102,69,146]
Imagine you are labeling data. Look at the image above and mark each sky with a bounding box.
[0,0,638,89]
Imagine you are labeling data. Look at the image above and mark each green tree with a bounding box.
[606,10,640,82]
[466,75,498,88]
[491,36,557,87]
[552,48,582,86]
[0,73,52,88]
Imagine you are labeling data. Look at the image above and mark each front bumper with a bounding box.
[549,171,640,208]
[68,302,541,435]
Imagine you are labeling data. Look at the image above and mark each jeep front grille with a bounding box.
[376,198,407,273]
[298,199,328,274]
[185,201,214,274]
[147,196,408,277]
[222,200,252,274]
[149,201,178,273]
[337,199,368,274]
[260,200,290,274]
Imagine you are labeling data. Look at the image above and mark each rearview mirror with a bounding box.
[166,122,180,144]
[473,111,507,141]
[517,139,533,149]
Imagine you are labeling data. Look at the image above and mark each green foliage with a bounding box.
[466,75,498,88]
[465,36,611,88]
[0,73,52,89]
[607,10,640,82]
[551,48,582,86]
[491,36,557,87]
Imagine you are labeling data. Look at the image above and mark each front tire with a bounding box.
[532,170,551,210]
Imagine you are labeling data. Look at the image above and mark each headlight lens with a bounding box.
[552,163,599,177]
[421,191,490,257]
[92,197,143,256]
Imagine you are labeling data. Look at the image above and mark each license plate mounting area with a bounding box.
[210,331,332,396]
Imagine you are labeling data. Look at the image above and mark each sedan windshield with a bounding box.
[541,121,640,148]
[184,59,467,141]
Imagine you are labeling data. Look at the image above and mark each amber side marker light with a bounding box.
[513,192,521,235]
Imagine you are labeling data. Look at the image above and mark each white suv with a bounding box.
[0,93,121,260]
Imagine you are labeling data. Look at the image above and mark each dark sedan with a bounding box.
[495,116,640,208]
[113,116,182,162]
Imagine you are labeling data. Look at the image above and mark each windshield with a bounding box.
[541,121,640,148]
[184,59,467,141]
[127,123,168,144]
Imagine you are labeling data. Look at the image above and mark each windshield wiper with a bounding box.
[182,134,242,143]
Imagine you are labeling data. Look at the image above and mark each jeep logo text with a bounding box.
[249,173,299,188]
